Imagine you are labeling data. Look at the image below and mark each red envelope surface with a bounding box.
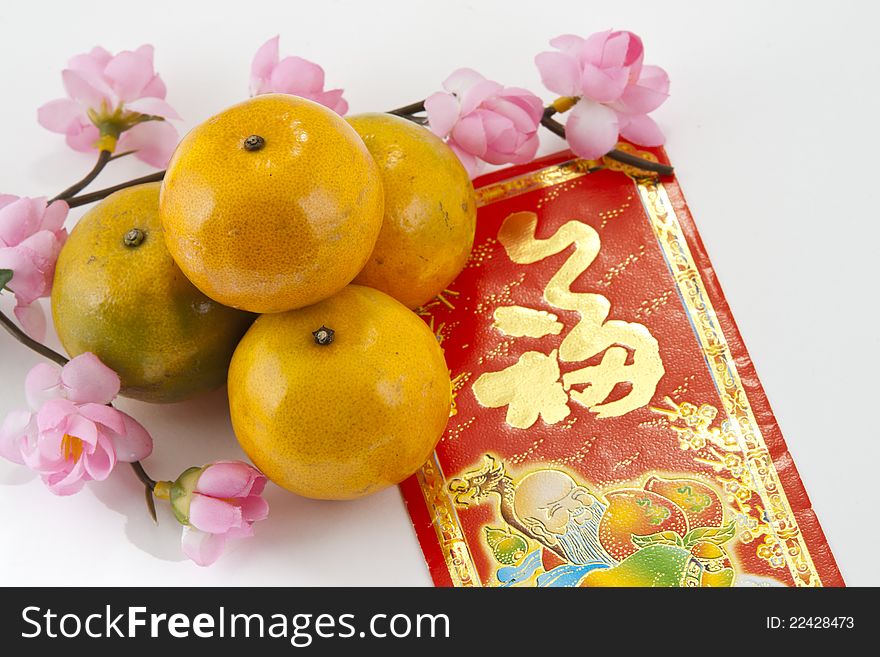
[399,147,843,587]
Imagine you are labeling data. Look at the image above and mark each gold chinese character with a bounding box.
[472,349,570,429]
[473,211,664,427]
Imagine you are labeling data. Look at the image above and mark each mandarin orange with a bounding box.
[160,94,384,314]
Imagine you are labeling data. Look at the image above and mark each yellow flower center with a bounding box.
[552,96,580,113]
[153,481,172,501]
[60,434,84,462]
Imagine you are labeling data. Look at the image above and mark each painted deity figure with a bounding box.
[449,456,738,587]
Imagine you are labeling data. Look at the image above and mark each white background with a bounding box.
[0,0,877,586]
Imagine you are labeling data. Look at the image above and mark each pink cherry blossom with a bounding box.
[37,45,180,167]
[250,36,348,115]
[177,461,269,566]
[535,31,670,159]
[0,353,153,496]
[0,195,68,339]
[425,68,544,177]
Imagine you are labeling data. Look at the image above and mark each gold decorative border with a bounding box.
[415,159,819,587]
[475,158,600,208]
[637,180,821,586]
[415,453,481,586]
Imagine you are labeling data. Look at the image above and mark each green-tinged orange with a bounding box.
[598,489,690,561]
[644,476,724,530]
[228,285,451,499]
[51,183,254,403]
[347,113,476,309]
[160,94,384,314]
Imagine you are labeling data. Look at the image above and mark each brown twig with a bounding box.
[388,100,426,116]
[603,147,675,176]
[0,308,69,366]
[131,462,158,523]
[108,150,137,162]
[50,150,113,203]
[65,171,165,208]
[130,460,157,491]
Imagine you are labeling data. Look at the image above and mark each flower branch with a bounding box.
[65,170,166,208]
[131,460,158,523]
[108,150,137,162]
[130,459,156,490]
[50,150,113,203]
[389,91,672,176]
[541,106,674,176]
[388,100,426,117]
[1,298,157,511]
[0,304,70,367]
[3,292,269,564]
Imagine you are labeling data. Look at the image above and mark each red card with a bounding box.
[399,147,843,587]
